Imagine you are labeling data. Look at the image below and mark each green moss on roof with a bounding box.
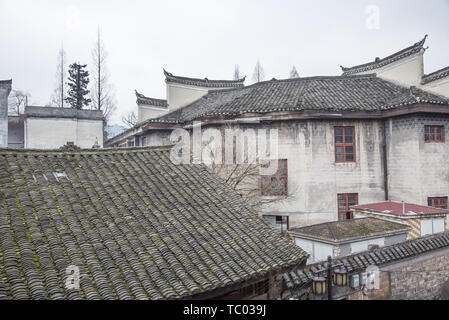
[0,146,307,300]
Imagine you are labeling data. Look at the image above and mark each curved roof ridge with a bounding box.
[341,35,428,75]
[135,90,168,108]
[422,65,449,84]
[163,69,245,88]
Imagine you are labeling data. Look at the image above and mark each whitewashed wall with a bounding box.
[25,117,103,149]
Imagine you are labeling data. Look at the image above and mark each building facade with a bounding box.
[106,37,449,229]
[23,106,104,149]
[0,80,12,147]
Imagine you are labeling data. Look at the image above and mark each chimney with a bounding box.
[0,80,12,148]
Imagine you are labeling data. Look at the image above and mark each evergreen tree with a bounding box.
[66,62,91,109]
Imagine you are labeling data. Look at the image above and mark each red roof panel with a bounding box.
[351,201,449,216]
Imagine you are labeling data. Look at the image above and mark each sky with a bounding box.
[0,0,448,125]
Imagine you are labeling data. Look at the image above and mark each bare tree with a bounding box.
[234,64,240,80]
[290,66,299,78]
[8,90,29,115]
[90,27,117,123]
[49,43,67,107]
[252,59,265,83]
[122,111,137,128]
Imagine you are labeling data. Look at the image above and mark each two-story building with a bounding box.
[106,36,449,229]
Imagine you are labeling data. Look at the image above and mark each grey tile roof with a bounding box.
[164,69,245,88]
[289,217,411,244]
[0,146,307,300]
[283,231,449,290]
[25,106,104,121]
[422,66,449,85]
[341,35,428,76]
[146,74,449,125]
[135,91,168,109]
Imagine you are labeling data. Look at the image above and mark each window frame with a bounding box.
[335,126,356,163]
[337,193,358,221]
[427,197,448,209]
[260,159,288,196]
[424,125,444,143]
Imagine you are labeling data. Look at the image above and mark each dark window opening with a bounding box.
[240,279,269,298]
[338,193,358,221]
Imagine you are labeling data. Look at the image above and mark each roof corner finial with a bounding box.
[92,137,100,149]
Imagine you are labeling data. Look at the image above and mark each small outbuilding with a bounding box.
[289,217,411,263]
[351,201,449,239]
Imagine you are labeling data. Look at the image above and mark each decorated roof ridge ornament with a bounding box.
[92,137,101,149]
[341,35,428,75]
[135,90,168,108]
[422,65,449,85]
[59,141,81,152]
[163,68,246,88]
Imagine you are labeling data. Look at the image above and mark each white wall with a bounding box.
[421,78,449,98]
[138,105,169,123]
[294,238,334,263]
[352,53,424,88]
[167,84,208,111]
[421,218,445,236]
[25,117,103,149]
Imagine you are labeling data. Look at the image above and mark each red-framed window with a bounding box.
[337,193,358,220]
[428,197,448,209]
[335,127,355,162]
[260,160,288,196]
[424,125,444,143]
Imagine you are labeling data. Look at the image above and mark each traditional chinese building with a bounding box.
[106,36,449,229]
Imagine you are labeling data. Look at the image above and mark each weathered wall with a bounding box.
[0,81,12,148]
[352,247,449,300]
[259,120,385,227]
[386,114,449,207]
[25,117,103,149]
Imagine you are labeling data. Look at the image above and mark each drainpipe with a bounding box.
[382,120,389,200]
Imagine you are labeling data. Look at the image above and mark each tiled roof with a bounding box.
[284,231,449,290]
[25,106,104,120]
[289,217,411,243]
[135,91,168,109]
[422,66,449,85]
[164,69,245,88]
[341,35,428,76]
[0,146,307,300]
[145,74,449,124]
[351,201,449,216]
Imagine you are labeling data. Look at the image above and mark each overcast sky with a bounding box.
[1,0,448,125]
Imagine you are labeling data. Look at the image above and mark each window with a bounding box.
[260,160,288,196]
[240,279,269,298]
[337,193,358,221]
[335,127,355,162]
[263,215,289,232]
[424,125,444,143]
[427,197,448,209]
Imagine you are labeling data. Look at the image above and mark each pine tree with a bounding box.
[290,66,299,78]
[66,62,91,109]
